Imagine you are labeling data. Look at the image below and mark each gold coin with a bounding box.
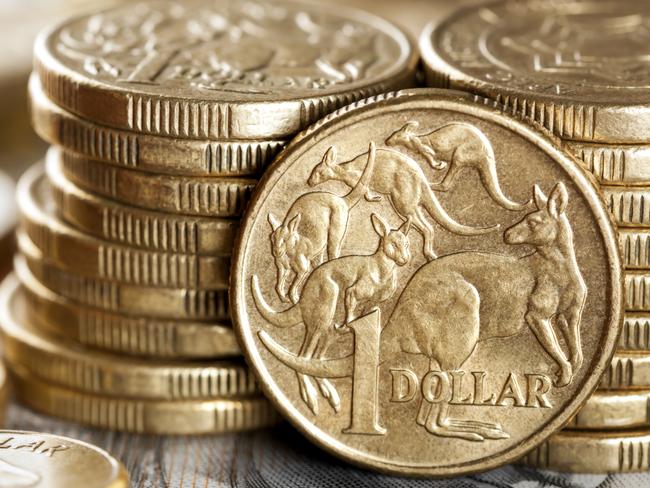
[568,389,650,430]
[603,186,650,228]
[30,76,284,177]
[0,274,255,400]
[0,170,16,280]
[15,258,241,359]
[19,166,230,289]
[18,243,229,321]
[625,271,650,312]
[231,88,622,476]
[520,429,650,473]
[55,147,255,217]
[420,1,650,143]
[0,430,129,488]
[0,363,7,426]
[568,141,650,186]
[619,314,650,352]
[47,152,238,256]
[10,365,280,435]
[620,229,650,269]
[600,352,650,390]
[35,0,417,140]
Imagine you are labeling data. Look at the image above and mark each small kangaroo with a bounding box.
[308,145,498,261]
[259,183,587,442]
[386,121,528,211]
[269,143,376,303]
[253,213,412,415]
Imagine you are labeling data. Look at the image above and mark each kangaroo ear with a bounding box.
[371,213,390,237]
[288,213,301,233]
[323,146,337,167]
[399,217,412,236]
[405,120,419,132]
[268,213,281,231]
[548,183,568,218]
[533,185,547,210]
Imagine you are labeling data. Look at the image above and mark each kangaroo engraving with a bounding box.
[253,214,412,415]
[269,143,377,303]
[0,459,40,487]
[386,121,529,211]
[258,183,587,442]
[308,145,499,261]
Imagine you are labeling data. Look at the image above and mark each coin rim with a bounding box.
[231,88,623,477]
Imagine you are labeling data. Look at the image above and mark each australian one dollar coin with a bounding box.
[231,89,623,476]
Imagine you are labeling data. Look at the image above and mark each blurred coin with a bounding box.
[10,365,279,435]
[18,244,229,321]
[420,0,650,143]
[30,76,284,177]
[568,141,650,186]
[232,88,621,476]
[0,430,128,488]
[35,0,417,140]
[55,148,255,217]
[0,363,7,426]
[0,274,255,400]
[0,171,16,280]
[521,429,650,473]
[19,165,230,289]
[47,154,238,256]
[568,389,650,430]
[15,257,241,359]
[600,352,650,390]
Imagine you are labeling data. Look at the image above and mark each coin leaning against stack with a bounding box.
[2,0,418,434]
[420,0,650,473]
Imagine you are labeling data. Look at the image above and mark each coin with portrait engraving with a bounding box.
[19,165,231,289]
[35,0,417,140]
[0,430,128,488]
[231,88,622,476]
[521,429,650,473]
[420,0,650,143]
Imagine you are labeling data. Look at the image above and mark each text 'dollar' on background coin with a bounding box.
[231,88,622,477]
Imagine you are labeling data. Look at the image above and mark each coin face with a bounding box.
[35,0,417,139]
[232,89,622,477]
[420,0,650,143]
[0,430,128,488]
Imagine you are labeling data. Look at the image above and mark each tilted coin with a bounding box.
[15,259,241,359]
[521,429,650,473]
[18,244,229,321]
[625,271,650,312]
[568,141,650,186]
[35,0,417,140]
[47,153,238,256]
[0,170,16,280]
[0,363,7,426]
[568,389,650,430]
[10,365,279,435]
[54,148,255,217]
[603,186,650,228]
[0,275,255,400]
[30,76,284,177]
[232,89,622,476]
[620,229,650,269]
[19,165,230,289]
[600,352,650,390]
[0,430,128,488]
[619,314,650,352]
[420,0,650,143]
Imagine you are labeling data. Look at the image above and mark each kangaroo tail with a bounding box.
[259,331,354,378]
[251,276,302,328]
[343,142,377,209]
[421,186,500,236]
[480,152,530,211]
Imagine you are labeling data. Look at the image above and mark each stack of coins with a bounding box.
[1,0,417,434]
[420,0,650,473]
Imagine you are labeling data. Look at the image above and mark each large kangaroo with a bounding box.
[253,214,412,415]
[386,121,528,211]
[269,143,376,303]
[308,146,498,260]
[259,183,587,441]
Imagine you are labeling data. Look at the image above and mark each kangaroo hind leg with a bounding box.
[415,208,437,261]
[313,335,341,413]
